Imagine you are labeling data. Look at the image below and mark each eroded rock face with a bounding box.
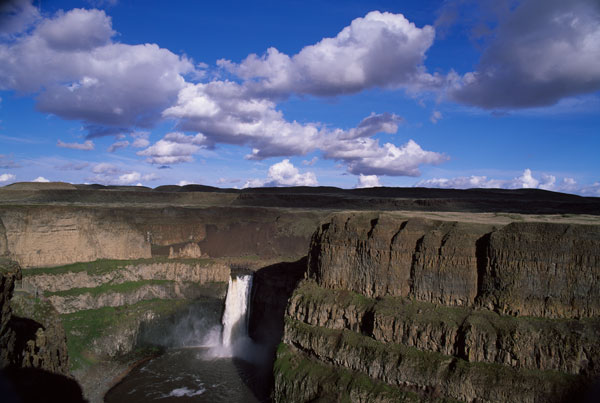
[307,214,600,318]
[0,206,325,268]
[0,259,73,378]
[478,222,600,318]
[308,214,494,304]
[0,207,151,268]
[22,261,230,292]
[275,213,600,402]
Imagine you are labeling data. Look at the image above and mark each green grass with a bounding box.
[284,317,583,398]
[22,257,216,277]
[10,292,57,327]
[61,299,193,371]
[274,343,444,402]
[45,279,174,298]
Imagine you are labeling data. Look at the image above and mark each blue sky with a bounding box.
[0,0,599,194]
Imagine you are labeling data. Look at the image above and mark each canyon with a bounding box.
[0,182,599,402]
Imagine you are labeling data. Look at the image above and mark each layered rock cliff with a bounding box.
[274,213,600,402]
[0,205,325,268]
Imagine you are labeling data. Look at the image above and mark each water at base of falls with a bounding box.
[106,274,268,402]
[104,348,264,402]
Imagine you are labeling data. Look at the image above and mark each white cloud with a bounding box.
[323,138,447,177]
[131,131,150,148]
[220,11,440,97]
[449,0,600,108]
[177,180,192,186]
[415,169,600,196]
[244,159,317,188]
[57,139,95,150]
[32,176,49,182]
[137,132,208,165]
[0,6,194,134]
[0,173,16,182]
[92,162,120,174]
[165,81,445,176]
[430,110,442,124]
[107,140,129,152]
[356,174,381,188]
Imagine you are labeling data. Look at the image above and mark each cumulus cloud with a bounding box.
[0,173,16,182]
[32,176,49,182]
[131,131,150,148]
[57,139,95,150]
[92,162,120,175]
[0,5,194,134]
[107,140,129,152]
[356,174,382,188]
[88,162,158,185]
[0,0,40,36]
[415,168,599,196]
[449,0,600,108]
[136,131,208,165]
[219,11,440,97]
[164,81,445,175]
[244,159,317,188]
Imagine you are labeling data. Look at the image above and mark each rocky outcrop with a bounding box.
[8,293,71,374]
[0,259,84,402]
[307,214,600,318]
[308,214,494,305]
[0,206,325,268]
[22,260,230,292]
[47,281,226,314]
[287,281,600,376]
[0,258,22,367]
[274,213,600,402]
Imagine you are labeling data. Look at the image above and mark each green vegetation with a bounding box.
[284,317,583,399]
[22,257,216,277]
[61,299,193,371]
[275,343,457,402]
[45,279,173,298]
[11,292,57,327]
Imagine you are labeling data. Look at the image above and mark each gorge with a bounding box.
[1,183,599,402]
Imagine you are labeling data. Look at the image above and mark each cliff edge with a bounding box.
[274,213,600,402]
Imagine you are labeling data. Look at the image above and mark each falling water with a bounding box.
[106,273,268,402]
[221,274,253,348]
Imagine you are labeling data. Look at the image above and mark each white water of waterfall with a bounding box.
[221,274,253,348]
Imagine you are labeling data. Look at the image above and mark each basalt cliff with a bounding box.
[273,213,600,402]
[0,183,599,402]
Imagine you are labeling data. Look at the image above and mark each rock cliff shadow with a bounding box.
[235,256,308,402]
[0,367,85,403]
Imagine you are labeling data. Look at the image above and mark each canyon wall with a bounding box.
[274,213,600,402]
[0,258,85,402]
[0,206,325,268]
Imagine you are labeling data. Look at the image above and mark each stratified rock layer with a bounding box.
[0,206,324,268]
[275,213,600,402]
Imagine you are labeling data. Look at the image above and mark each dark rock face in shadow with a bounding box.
[0,367,85,403]
[245,257,308,402]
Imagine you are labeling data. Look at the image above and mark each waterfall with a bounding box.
[221,274,253,347]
